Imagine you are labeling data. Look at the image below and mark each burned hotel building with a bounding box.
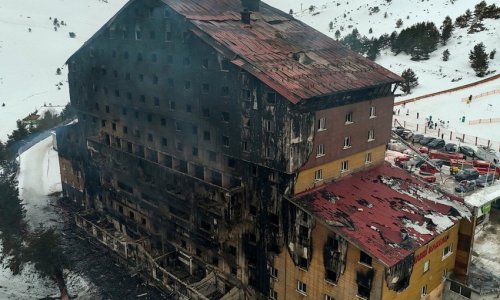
[58,0,475,299]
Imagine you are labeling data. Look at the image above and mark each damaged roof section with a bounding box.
[163,0,402,104]
[292,162,472,267]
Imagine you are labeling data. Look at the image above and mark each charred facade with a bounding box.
[55,0,428,299]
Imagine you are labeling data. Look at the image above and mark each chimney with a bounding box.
[241,9,251,24]
[241,0,260,12]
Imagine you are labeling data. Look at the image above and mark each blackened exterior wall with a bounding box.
[61,0,399,298]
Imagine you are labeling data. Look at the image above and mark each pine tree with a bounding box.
[389,31,401,54]
[482,3,500,19]
[392,22,439,60]
[6,120,30,148]
[468,21,486,34]
[441,16,454,45]
[289,9,293,15]
[334,29,341,40]
[401,68,419,94]
[474,1,488,20]
[469,42,489,77]
[0,138,69,297]
[396,18,403,28]
[0,163,26,274]
[341,28,364,54]
[366,38,380,60]
[0,141,6,161]
[308,5,315,13]
[329,21,334,31]
[369,28,373,34]
[455,9,472,28]
[490,49,496,59]
[23,227,69,298]
[442,49,450,61]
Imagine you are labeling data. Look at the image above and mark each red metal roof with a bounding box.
[164,0,402,104]
[292,162,470,267]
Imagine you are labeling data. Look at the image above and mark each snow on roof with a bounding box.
[465,181,500,207]
[292,162,471,267]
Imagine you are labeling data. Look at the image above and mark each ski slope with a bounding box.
[0,0,128,140]
[0,0,498,141]
[267,0,500,99]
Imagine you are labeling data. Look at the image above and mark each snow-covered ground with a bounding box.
[0,0,498,142]
[393,77,500,144]
[267,0,500,99]
[18,134,61,227]
[0,0,127,140]
[1,135,98,299]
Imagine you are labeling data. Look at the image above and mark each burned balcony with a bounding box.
[385,255,413,292]
[323,234,348,284]
[86,136,243,192]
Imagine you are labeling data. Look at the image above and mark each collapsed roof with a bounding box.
[292,162,472,267]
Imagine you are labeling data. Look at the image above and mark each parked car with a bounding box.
[419,136,436,146]
[475,146,500,165]
[388,141,407,152]
[444,143,457,153]
[454,169,480,181]
[455,180,477,193]
[393,126,405,136]
[427,139,445,149]
[475,174,496,187]
[401,130,414,141]
[430,159,447,168]
[459,146,475,158]
[412,134,424,144]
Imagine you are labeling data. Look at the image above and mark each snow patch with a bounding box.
[425,212,455,232]
[403,219,433,235]
[465,181,500,207]
[380,175,472,218]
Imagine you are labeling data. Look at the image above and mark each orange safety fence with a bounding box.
[469,118,500,125]
[394,74,500,107]
[461,89,500,102]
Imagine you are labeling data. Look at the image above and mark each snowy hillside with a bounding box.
[0,0,498,141]
[267,0,500,99]
[0,0,127,140]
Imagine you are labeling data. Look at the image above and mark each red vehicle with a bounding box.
[419,146,429,154]
[473,160,500,177]
[428,150,464,161]
[394,155,410,167]
[416,173,437,183]
[419,162,440,175]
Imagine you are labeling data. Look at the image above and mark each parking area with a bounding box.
[389,127,499,197]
